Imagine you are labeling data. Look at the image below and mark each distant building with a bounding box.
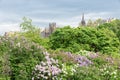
[106,18,116,23]
[4,31,19,37]
[41,22,57,37]
[49,22,56,34]
[94,18,116,26]
[79,13,86,26]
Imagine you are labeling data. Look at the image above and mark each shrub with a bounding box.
[32,52,61,80]
[0,36,45,80]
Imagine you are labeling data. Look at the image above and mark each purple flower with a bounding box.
[33,52,62,79]
[87,52,99,59]
[75,55,93,67]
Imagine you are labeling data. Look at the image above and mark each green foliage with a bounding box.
[0,36,45,80]
[20,17,49,48]
[9,37,44,80]
[20,17,40,41]
[49,26,120,54]
[20,17,38,32]
[72,66,101,80]
[59,64,78,80]
[1,17,120,80]
[50,50,77,65]
[0,37,12,79]
[71,65,119,80]
[98,19,120,41]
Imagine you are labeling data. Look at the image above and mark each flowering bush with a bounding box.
[0,36,45,80]
[1,35,120,80]
[32,52,61,80]
[99,65,118,79]
[59,64,78,79]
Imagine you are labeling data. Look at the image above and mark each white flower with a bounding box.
[114,76,117,78]
[32,77,34,80]
[16,42,20,47]
[71,68,76,72]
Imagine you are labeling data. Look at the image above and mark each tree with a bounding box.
[20,17,48,46]
[20,17,37,32]
[98,19,120,41]
[49,26,120,54]
[20,17,41,37]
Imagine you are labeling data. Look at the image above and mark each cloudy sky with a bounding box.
[0,0,120,35]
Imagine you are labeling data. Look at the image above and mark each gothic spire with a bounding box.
[81,13,86,26]
[82,13,84,21]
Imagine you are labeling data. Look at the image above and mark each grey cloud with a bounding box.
[0,0,120,35]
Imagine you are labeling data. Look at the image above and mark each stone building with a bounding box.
[41,22,56,37]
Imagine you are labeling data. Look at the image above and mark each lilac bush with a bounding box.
[64,52,93,67]
[0,35,45,80]
[32,52,62,80]
[75,55,93,66]
[87,52,99,59]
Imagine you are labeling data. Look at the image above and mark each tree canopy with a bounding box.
[49,26,120,54]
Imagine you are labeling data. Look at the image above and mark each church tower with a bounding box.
[80,13,86,26]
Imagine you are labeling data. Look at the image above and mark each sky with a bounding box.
[0,0,120,35]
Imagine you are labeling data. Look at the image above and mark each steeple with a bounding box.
[80,13,86,26]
